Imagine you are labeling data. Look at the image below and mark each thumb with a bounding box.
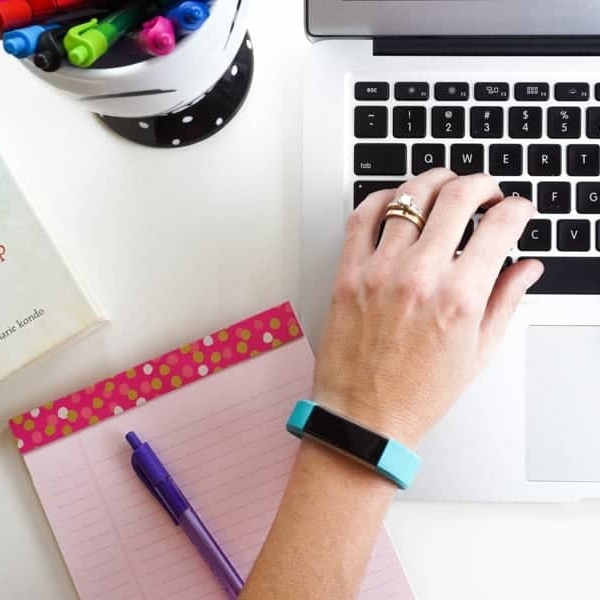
[479,259,544,355]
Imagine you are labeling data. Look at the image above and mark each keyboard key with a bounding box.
[451,144,484,175]
[597,222,600,250]
[470,107,503,138]
[458,220,475,251]
[435,82,469,101]
[567,144,600,176]
[555,83,590,101]
[475,83,509,101]
[528,145,562,176]
[509,107,542,138]
[393,107,426,138]
[524,258,600,294]
[412,144,445,175]
[432,107,465,138]
[355,82,390,101]
[355,107,388,138]
[354,144,407,176]
[489,144,523,176]
[514,82,549,101]
[537,182,571,213]
[500,181,532,200]
[557,220,590,251]
[586,108,600,138]
[547,107,581,139]
[354,180,404,208]
[518,219,551,251]
[395,82,429,101]
[577,183,600,213]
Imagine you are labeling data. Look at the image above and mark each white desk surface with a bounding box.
[1,2,600,599]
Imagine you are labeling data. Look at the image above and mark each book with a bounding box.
[0,154,103,381]
[9,303,416,600]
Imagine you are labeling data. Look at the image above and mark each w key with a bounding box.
[451,144,484,175]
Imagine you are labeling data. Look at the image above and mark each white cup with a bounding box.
[22,0,249,120]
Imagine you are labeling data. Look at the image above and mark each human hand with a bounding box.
[313,169,543,448]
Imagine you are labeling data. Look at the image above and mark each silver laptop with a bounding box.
[301,0,600,502]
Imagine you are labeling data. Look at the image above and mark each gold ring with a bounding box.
[385,208,425,233]
[391,193,427,221]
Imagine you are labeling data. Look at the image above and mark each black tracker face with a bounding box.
[304,406,388,466]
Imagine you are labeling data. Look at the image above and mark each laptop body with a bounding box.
[301,0,600,502]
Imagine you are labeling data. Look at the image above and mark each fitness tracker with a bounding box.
[286,400,421,489]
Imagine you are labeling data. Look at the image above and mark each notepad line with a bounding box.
[79,437,147,599]
[155,375,311,453]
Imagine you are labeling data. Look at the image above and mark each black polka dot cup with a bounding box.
[22,0,253,147]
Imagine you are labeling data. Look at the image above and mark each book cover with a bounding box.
[0,155,103,381]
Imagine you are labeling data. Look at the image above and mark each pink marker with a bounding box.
[138,16,175,56]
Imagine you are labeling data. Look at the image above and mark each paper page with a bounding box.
[22,341,414,600]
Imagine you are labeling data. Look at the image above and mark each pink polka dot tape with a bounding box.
[9,302,303,454]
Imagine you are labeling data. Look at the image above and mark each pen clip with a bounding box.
[131,454,179,525]
[65,18,99,40]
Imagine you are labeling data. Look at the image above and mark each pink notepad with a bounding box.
[10,302,415,600]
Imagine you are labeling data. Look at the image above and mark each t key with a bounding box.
[567,145,600,176]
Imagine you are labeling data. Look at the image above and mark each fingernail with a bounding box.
[524,262,545,287]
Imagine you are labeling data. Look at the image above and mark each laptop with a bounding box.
[300,0,600,502]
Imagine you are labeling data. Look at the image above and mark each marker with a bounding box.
[0,0,114,34]
[166,0,209,36]
[138,16,175,56]
[126,432,244,600]
[64,0,152,68]
[31,9,110,71]
[2,22,59,58]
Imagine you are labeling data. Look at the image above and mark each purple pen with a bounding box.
[126,432,244,599]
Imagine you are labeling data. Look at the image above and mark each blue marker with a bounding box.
[3,23,60,58]
[166,0,209,36]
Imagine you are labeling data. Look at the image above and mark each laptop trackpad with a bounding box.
[527,326,600,482]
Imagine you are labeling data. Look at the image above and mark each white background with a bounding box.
[1,1,600,599]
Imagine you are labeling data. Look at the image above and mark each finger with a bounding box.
[341,188,397,267]
[378,168,457,256]
[458,196,535,297]
[417,174,504,260]
[479,259,544,354]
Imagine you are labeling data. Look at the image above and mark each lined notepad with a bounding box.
[10,303,414,600]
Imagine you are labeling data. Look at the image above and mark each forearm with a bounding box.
[239,439,396,600]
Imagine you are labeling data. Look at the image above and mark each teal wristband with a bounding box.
[286,400,421,489]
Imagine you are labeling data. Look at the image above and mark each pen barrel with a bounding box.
[179,508,244,599]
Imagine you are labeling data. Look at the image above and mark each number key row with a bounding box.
[355,106,600,139]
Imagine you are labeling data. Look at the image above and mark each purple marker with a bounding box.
[126,432,244,599]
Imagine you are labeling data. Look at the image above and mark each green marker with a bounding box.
[64,0,151,68]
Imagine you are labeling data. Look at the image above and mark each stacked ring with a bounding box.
[384,193,428,233]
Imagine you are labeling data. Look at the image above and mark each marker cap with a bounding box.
[0,1,33,34]
[139,16,175,56]
[64,19,108,67]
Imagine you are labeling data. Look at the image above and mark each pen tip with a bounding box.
[126,432,142,449]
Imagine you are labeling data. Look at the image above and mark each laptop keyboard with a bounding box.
[352,79,600,294]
